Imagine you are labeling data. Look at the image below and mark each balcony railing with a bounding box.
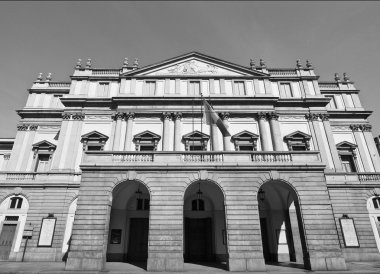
[0,171,81,181]
[358,173,380,182]
[84,151,322,166]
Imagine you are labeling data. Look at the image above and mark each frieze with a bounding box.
[279,116,305,121]
[85,115,111,120]
[331,126,351,131]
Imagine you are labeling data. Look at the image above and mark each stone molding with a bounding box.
[29,125,38,131]
[219,112,230,121]
[72,113,85,120]
[267,112,279,121]
[173,112,183,121]
[257,112,268,121]
[125,112,135,121]
[162,112,172,121]
[3,153,10,160]
[319,113,330,121]
[305,113,319,121]
[17,124,29,131]
[350,124,372,132]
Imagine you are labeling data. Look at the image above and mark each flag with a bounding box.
[203,100,231,137]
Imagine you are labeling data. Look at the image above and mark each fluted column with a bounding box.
[112,112,124,150]
[351,124,374,172]
[320,114,343,171]
[162,112,171,151]
[258,112,270,151]
[361,124,380,172]
[268,112,283,151]
[124,112,135,151]
[173,112,182,151]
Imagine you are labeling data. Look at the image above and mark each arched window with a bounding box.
[192,199,205,211]
[9,197,23,209]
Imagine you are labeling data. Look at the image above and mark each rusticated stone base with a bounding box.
[228,257,266,272]
[147,256,184,272]
[309,256,347,271]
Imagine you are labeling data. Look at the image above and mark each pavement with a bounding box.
[0,261,380,274]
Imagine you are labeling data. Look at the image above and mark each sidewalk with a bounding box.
[0,261,379,274]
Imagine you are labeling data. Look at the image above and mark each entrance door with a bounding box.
[128,218,149,261]
[185,218,213,262]
[0,224,17,260]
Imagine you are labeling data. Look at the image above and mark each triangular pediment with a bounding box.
[32,140,56,150]
[231,130,259,140]
[81,131,109,142]
[182,130,210,140]
[122,52,268,77]
[336,141,357,150]
[284,131,311,140]
[133,130,161,141]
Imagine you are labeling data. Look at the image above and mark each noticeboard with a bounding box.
[340,217,360,248]
[37,217,57,247]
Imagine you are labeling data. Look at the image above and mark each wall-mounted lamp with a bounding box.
[258,189,265,202]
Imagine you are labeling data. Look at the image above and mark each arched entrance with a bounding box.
[258,180,309,269]
[106,180,150,267]
[183,180,228,269]
[367,195,380,252]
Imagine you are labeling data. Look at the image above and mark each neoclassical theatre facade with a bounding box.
[1,52,380,272]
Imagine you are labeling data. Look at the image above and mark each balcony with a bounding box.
[82,151,323,169]
[0,171,81,182]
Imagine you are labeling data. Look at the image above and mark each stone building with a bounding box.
[1,52,380,272]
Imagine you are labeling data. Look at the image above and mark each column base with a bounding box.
[228,258,266,272]
[147,256,184,272]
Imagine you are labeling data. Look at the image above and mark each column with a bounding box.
[210,124,219,151]
[7,124,29,171]
[258,112,270,151]
[51,113,72,170]
[351,124,373,172]
[123,112,135,151]
[20,124,38,171]
[112,112,124,150]
[220,112,231,151]
[268,112,283,151]
[361,124,380,172]
[64,113,85,170]
[173,112,182,151]
[162,112,171,151]
[321,115,344,171]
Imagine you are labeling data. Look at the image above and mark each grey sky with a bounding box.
[0,1,379,137]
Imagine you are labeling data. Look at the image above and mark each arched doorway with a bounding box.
[258,181,309,269]
[183,180,228,269]
[0,195,29,260]
[106,180,150,267]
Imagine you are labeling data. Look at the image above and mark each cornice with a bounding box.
[17,109,64,119]
[327,110,372,120]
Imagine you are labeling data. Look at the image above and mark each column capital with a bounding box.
[305,113,319,121]
[125,112,135,120]
[29,125,38,131]
[62,113,72,120]
[267,112,279,121]
[112,112,125,121]
[257,112,268,121]
[173,112,183,121]
[350,124,362,132]
[17,124,29,131]
[3,153,10,160]
[319,113,330,121]
[72,113,85,120]
[219,112,230,121]
[361,124,372,132]
[162,112,172,121]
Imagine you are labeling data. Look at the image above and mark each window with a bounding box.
[36,154,50,171]
[373,198,380,209]
[231,131,259,151]
[97,83,109,97]
[32,140,56,172]
[133,131,161,151]
[326,95,337,109]
[144,81,156,96]
[188,81,201,96]
[182,131,209,151]
[137,198,150,210]
[81,131,109,151]
[280,83,293,98]
[9,197,23,209]
[341,155,356,172]
[283,131,311,151]
[234,81,246,96]
[336,141,358,173]
[192,199,205,211]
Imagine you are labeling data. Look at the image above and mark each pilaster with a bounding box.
[124,112,135,151]
[351,124,375,172]
[173,112,182,151]
[268,112,283,151]
[64,113,85,170]
[162,112,172,151]
[20,124,38,171]
[257,112,270,151]
[112,112,125,150]
[51,113,71,170]
[220,112,231,151]
[7,124,29,171]
[361,124,380,172]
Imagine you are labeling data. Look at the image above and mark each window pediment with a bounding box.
[284,131,311,151]
[81,131,109,143]
[231,131,259,151]
[32,140,56,152]
[336,141,357,151]
[182,131,210,151]
[133,130,161,151]
[284,131,311,141]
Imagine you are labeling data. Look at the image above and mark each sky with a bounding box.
[0,1,379,137]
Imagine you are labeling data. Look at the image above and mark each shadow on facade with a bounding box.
[258,180,310,270]
[183,180,228,270]
[106,180,150,270]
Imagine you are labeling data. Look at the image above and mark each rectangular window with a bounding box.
[234,81,246,95]
[137,198,149,210]
[144,81,156,96]
[97,83,109,97]
[341,155,356,172]
[280,83,292,98]
[188,81,200,96]
[36,154,50,172]
[239,145,254,151]
[139,145,155,151]
[189,145,203,151]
